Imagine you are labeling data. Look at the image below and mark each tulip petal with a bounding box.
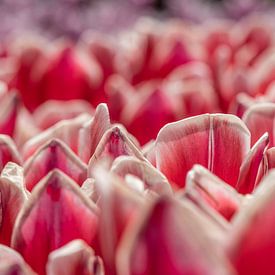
[78,103,110,163]
[243,103,275,146]
[0,163,28,245]
[81,178,98,203]
[24,139,87,191]
[236,133,269,194]
[111,156,172,195]
[38,44,102,105]
[229,170,275,275]
[0,245,35,275]
[33,99,94,130]
[105,75,135,121]
[47,240,104,275]
[0,92,20,137]
[11,170,98,275]
[120,84,178,145]
[14,107,40,147]
[94,166,143,275]
[22,113,91,159]
[88,126,146,177]
[156,114,250,187]
[186,165,241,221]
[0,135,21,171]
[117,196,234,275]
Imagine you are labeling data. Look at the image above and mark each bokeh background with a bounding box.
[0,0,273,39]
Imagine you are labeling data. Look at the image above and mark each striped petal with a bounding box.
[93,166,143,275]
[236,133,269,194]
[88,126,145,177]
[156,114,250,188]
[0,163,28,245]
[78,103,110,163]
[186,165,241,221]
[24,139,87,191]
[11,170,98,275]
[117,196,234,275]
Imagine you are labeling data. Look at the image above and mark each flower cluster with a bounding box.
[1,16,275,275]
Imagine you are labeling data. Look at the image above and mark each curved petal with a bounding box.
[24,139,87,191]
[22,113,91,159]
[263,147,275,172]
[78,103,110,163]
[236,133,269,194]
[81,178,98,203]
[0,163,28,245]
[111,156,172,195]
[117,196,234,275]
[11,170,98,275]
[93,166,143,275]
[47,240,104,275]
[0,135,21,172]
[186,165,242,221]
[120,84,178,145]
[156,114,250,188]
[0,245,35,275]
[228,170,275,275]
[0,92,20,137]
[37,44,102,106]
[88,126,146,177]
[105,75,135,121]
[243,103,275,146]
[33,99,94,130]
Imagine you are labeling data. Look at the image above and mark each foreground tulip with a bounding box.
[155,113,251,188]
[117,196,234,275]
[228,170,275,275]
[11,170,98,275]
[46,240,104,275]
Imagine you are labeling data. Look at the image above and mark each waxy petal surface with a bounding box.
[11,170,98,275]
[94,167,143,275]
[111,156,172,195]
[117,196,234,275]
[186,165,241,221]
[78,103,110,163]
[0,135,21,172]
[156,114,250,188]
[229,171,275,275]
[47,240,104,275]
[0,163,28,245]
[88,126,146,176]
[0,245,35,275]
[24,139,87,191]
[236,133,269,194]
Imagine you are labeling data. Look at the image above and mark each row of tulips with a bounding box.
[0,89,275,274]
[0,17,275,275]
